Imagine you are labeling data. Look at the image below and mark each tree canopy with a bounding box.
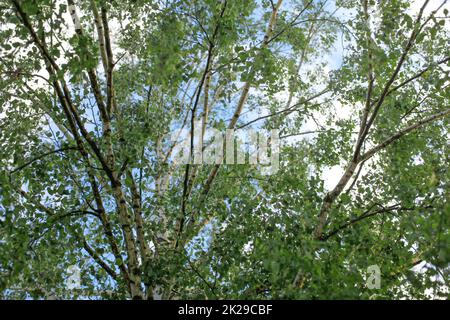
[0,0,449,299]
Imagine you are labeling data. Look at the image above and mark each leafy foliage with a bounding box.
[0,0,449,299]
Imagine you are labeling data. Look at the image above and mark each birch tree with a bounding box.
[0,0,449,299]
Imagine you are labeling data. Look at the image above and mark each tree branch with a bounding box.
[10,146,78,174]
